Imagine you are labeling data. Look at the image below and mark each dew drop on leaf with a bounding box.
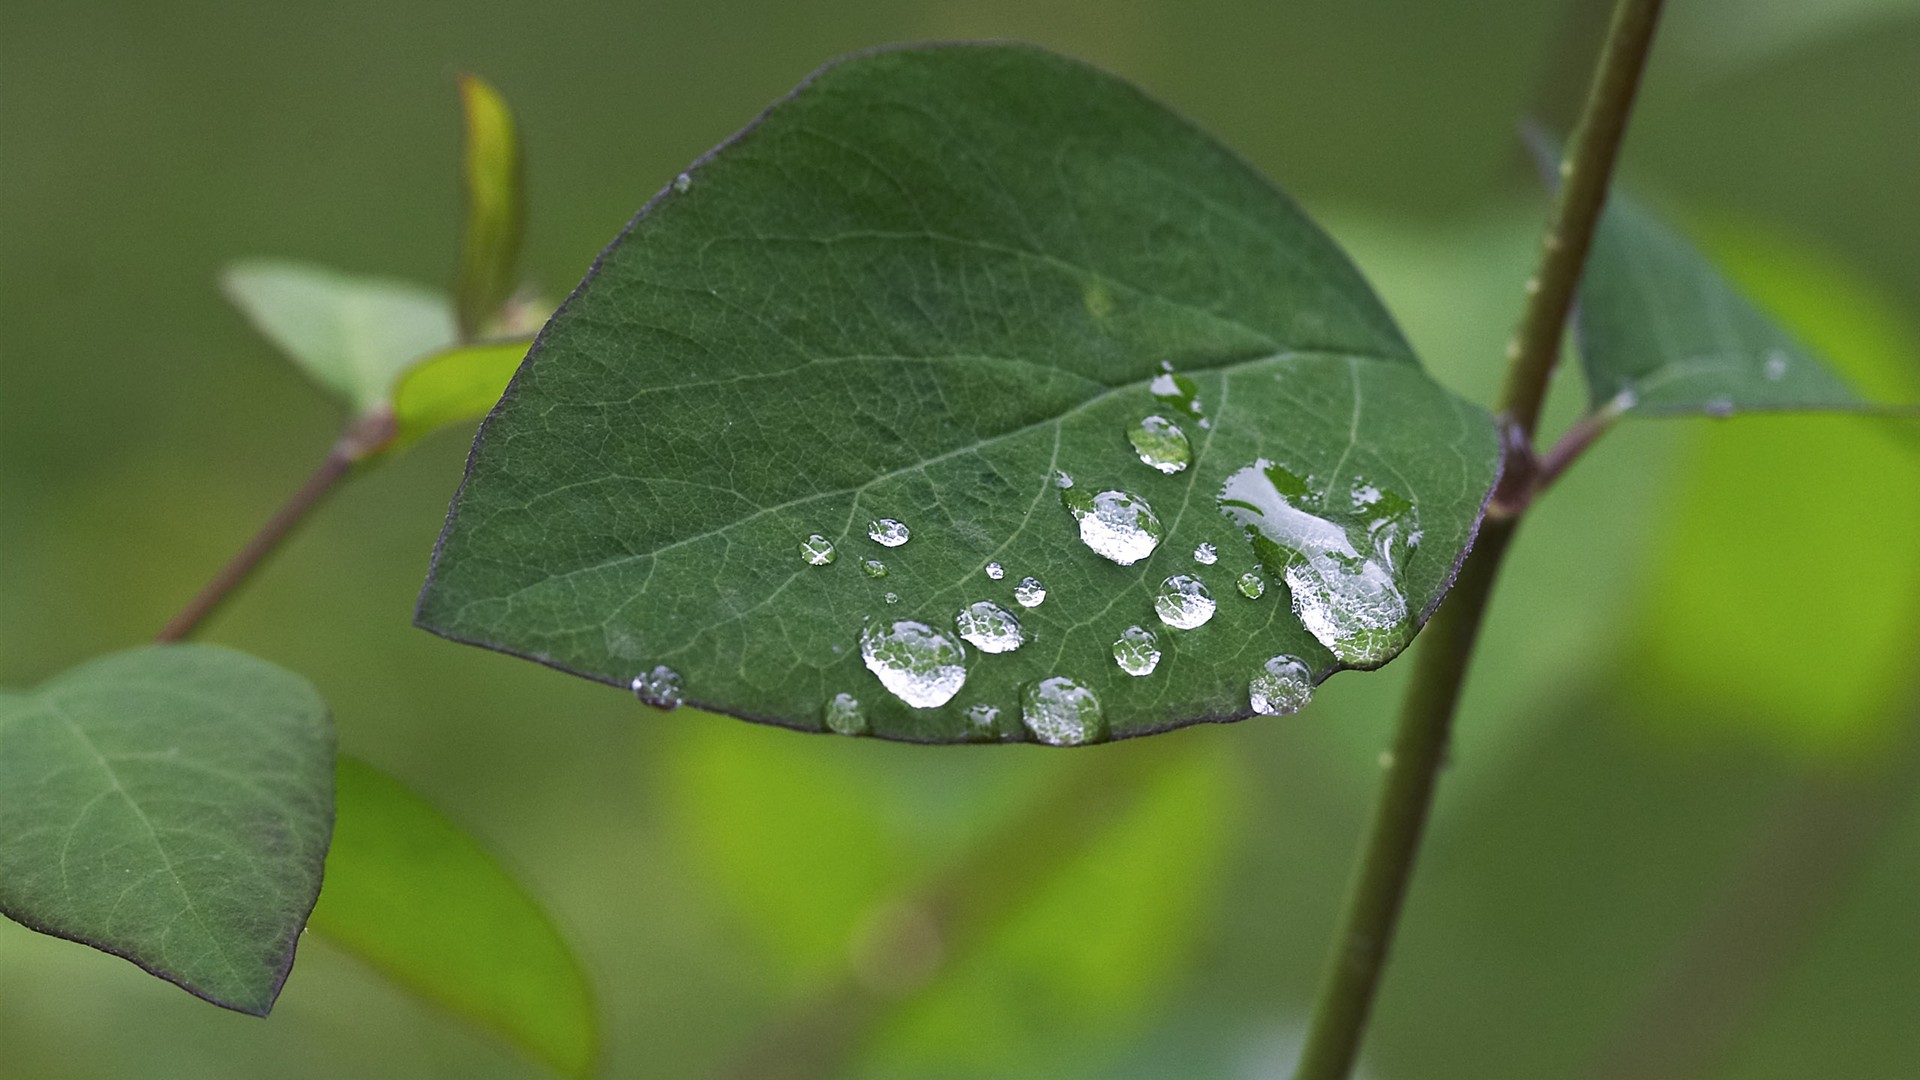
[1021,677,1107,746]
[1065,488,1163,566]
[1014,575,1047,608]
[671,172,692,193]
[954,601,1025,654]
[631,665,684,710]
[1764,350,1789,381]
[1154,574,1216,630]
[1052,469,1075,489]
[965,703,1002,739]
[862,558,889,578]
[824,692,868,735]
[800,534,837,566]
[1193,542,1218,565]
[885,592,900,605]
[1111,625,1162,677]
[1127,415,1192,474]
[1249,655,1314,716]
[1149,369,1204,420]
[859,619,968,709]
[1237,570,1266,599]
[867,518,911,547]
[985,561,1005,580]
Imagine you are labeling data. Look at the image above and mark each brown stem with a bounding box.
[156,409,394,643]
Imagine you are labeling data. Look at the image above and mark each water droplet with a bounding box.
[1237,570,1266,599]
[1154,574,1216,630]
[824,692,868,735]
[1764,350,1789,381]
[800,534,837,566]
[867,518,911,547]
[1127,415,1192,474]
[1705,396,1735,418]
[862,558,889,578]
[1149,369,1204,419]
[1193,542,1218,565]
[1053,469,1075,489]
[1218,458,1419,665]
[985,561,1005,580]
[672,172,692,193]
[1249,655,1313,715]
[859,619,968,709]
[1066,488,1164,566]
[1021,677,1107,746]
[1014,576,1047,608]
[954,601,1025,654]
[884,591,900,605]
[631,665,684,710]
[964,703,1003,739]
[1111,625,1162,676]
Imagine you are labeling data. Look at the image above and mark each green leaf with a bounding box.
[454,74,527,340]
[416,44,1501,743]
[391,338,533,447]
[307,757,598,1077]
[0,645,334,1015]
[224,259,457,415]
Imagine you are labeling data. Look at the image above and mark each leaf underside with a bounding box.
[0,646,335,1014]
[416,43,1500,743]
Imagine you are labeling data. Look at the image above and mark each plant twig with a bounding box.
[1292,2,1665,1076]
[156,409,394,643]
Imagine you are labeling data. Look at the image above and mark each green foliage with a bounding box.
[308,758,598,1076]
[391,338,532,447]
[416,44,1500,742]
[0,646,334,1015]
[454,74,527,341]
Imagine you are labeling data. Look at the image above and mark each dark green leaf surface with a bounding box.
[417,44,1500,743]
[0,646,334,1014]
[309,758,598,1077]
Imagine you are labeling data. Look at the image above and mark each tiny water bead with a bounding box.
[824,692,868,735]
[1237,571,1266,599]
[1053,469,1075,489]
[1705,396,1735,418]
[985,562,1005,580]
[1193,542,1217,565]
[1249,655,1314,716]
[631,666,684,711]
[800,534,837,566]
[1014,576,1047,608]
[672,172,692,193]
[954,601,1025,654]
[1065,488,1164,566]
[1111,625,1162,677]
[867,518,911,547]
[1154,574,1216,630]
[965,703,1003,738]
[1127,415,1192,474]
[1764,350,1789,380]
[860,619,968,709]
[862,559,889,578]
[1021,677,1108,746]
[885,592,900,604]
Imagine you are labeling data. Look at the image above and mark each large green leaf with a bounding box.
[0,645,334,1015]
[416,44,1500,743]
[308,757,598,1077]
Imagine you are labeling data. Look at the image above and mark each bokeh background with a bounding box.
[5,0,1920,1077]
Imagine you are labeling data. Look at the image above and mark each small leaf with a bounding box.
[416,44,1500,742]
[391,338,533,446]
[224,259,457,415]
[0,645,334,1015]
[454,74,527,341]
[307,757,598,1077]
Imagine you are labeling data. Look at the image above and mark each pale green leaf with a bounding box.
[390,338,532,447]
[454,74,527,340]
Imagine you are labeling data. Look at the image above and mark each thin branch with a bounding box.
[156,409,394,643]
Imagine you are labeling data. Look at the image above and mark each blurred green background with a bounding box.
[5,0,1920,1077]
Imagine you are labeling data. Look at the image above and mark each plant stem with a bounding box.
[1292,1,1664,1076]
[156,409,394,643]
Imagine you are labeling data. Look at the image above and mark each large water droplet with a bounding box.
[824,692,868,735]
[867,518,911,547]
[985,561,1005,580]
[862,558,889,578]
[1218,458,1418,665]
[954,601,1025,654]
[1128,415,1192,474]
[1154,574,1216,630]
[1249,655,1314,716]
[631,665,684,710]
[800,534,837,566]
[1112,625,1162,676]
[860,619,968,709]
[1066,488,1164,566]
[1237,570,1266,599]
[1021,677,1107,746]
[1014,576,1047,608]
[1193,542,1218,565]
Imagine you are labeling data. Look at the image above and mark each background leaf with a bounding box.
[224,259,457,415]
[308,757,598,1077]
[454,74,527,341]
[391,338,533,447]
[416,43,1500,743]
[0,645,334,1015]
